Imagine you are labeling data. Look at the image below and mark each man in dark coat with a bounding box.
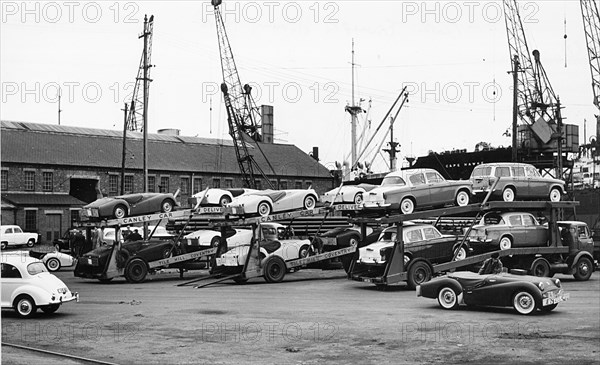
[478,252,503,274]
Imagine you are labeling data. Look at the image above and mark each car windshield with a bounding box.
[381,176,405,186]
[27,262,48,275]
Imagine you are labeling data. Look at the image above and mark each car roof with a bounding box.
[474,162,533,168]
[385,168,441,179]
[557,221,588,226]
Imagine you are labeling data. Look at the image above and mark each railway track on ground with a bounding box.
[1,342,120,365]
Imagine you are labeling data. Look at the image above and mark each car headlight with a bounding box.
[553,278,561,288]
[537,282,545,291]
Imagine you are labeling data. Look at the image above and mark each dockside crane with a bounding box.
[580,0,600,136]
[503,0,566,179]
[120,14,154,194]
[212,0,275,189]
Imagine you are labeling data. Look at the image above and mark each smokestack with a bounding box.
[261,105,274,143]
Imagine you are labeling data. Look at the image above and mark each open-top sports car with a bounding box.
[183,227,253,249]
[357,224,468,267]
[321,183,378,205]
[27,250,76,272]
[189,188,257,207]
[80,193,179,219]
[468,211,548,251]
[226,189,319,217]
[417,270,569,315]
[362,169,472,214]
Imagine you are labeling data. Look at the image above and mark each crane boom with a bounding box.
[212,0,275,189]
[126,15,154,132]
[503,1,561,142]
[580,0,600,112]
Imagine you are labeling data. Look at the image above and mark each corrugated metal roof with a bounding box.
[2,193,87,206]
[1,121,331,178]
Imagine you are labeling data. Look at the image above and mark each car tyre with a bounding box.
[530,258,551,277]
[502,187,516,202]
[263,256,286,283]
[499,236,512,250]
[513,290,537,315]
[549,188,562,202]
[437,287,460,310]
[125,258,148,283]
[453,246,467,261]
[455,190,470,207]
[46,257,61,272]
[298,244,310,258]
[1,241,7,249]
[26,239,35,248]
[161,199,175,213]
[257,201,272,217]
[210,236,221,248]
[400,197,415,214]
[219,195,232,207]
[573,257,593,281]
[14,295,37,318]
[113,204,128,219]
[407,261,432,289]
[303,195,317,210]
[41,304,61,314]
[353,193,363,205]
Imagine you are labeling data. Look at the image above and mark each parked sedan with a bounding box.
[1,254,79,318]
[357,224,468,267]
[80,193,179,220]
[1,225,39,250]
[468,212,548,250]
[226,189,319,217]
[362,169,472,214]
[321,184,377,205]
[417,271,569,315]
[470,162,565,202]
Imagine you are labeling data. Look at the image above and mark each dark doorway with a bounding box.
[70,178,100,203]
[46,214,62,242]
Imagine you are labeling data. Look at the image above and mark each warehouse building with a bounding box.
[1,121,333,244]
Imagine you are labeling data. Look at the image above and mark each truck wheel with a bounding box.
[407,261,432,289]
[573,257,593,281]
[45,258,61,272]
[14,295,37,318]
[513,290,537,315]
[263,256,286,283]
[125,258,148,283]
[530,258,550,277]
[26,239,35,248]
[437,287,459,310]
[41,304,61,314]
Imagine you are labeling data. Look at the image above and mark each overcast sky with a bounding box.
[1,1,597,173]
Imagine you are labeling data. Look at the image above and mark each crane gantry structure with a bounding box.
[503,0,566,179]
[580,0,600,138]
[120,14,154,194]
[212,0,275,189]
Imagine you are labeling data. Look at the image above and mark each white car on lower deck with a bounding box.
[1,254,79,318]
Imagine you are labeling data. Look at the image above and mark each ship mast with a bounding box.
[345,39,363,168]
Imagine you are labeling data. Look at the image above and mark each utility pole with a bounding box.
[511,55,519,162]
[142,14,150,193]
[120,103,128,195]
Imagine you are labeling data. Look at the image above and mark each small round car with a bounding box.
[1,255,79,318]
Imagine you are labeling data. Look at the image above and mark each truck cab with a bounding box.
[558,221,594,255]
